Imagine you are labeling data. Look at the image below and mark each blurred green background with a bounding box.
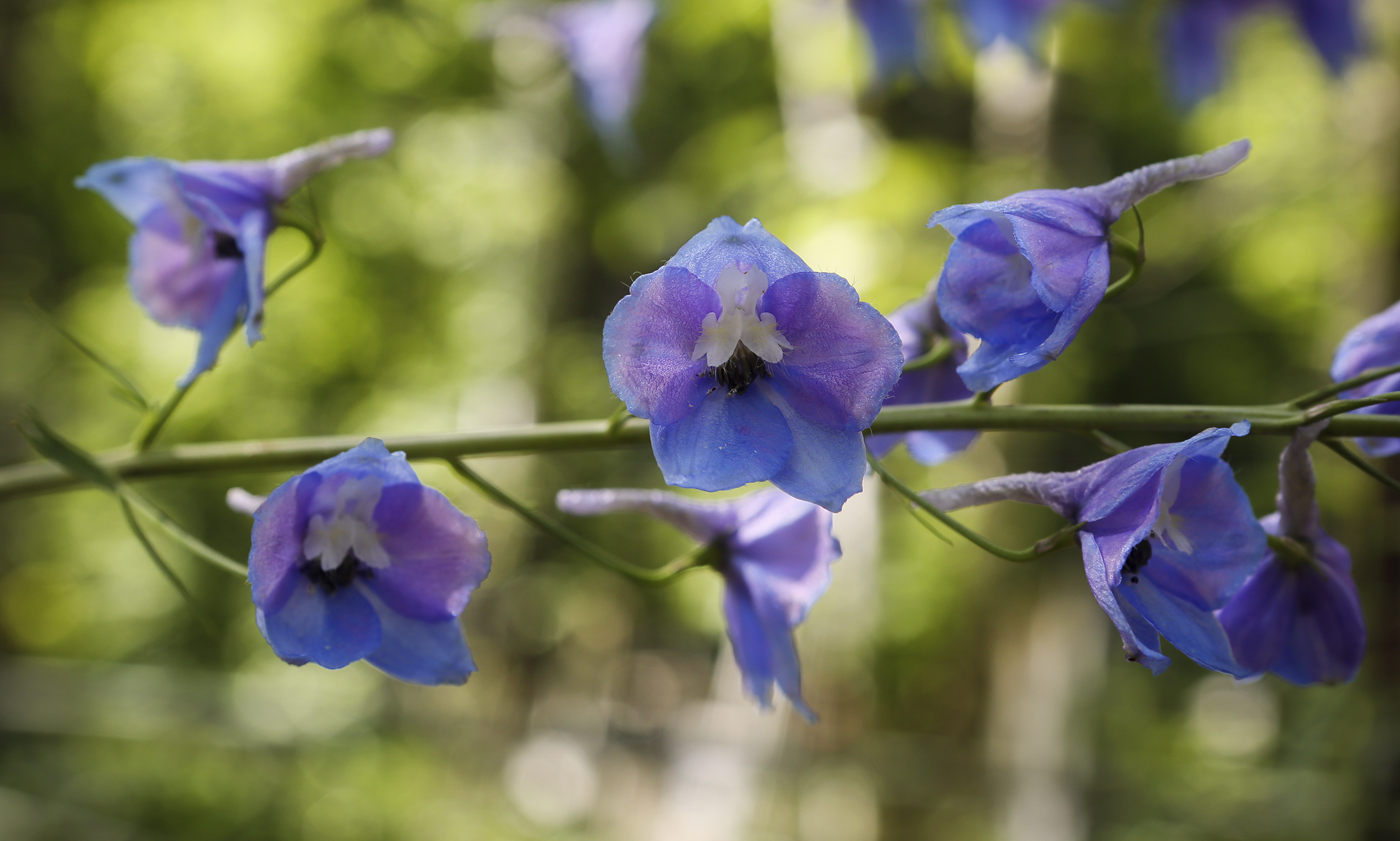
[0,0,1398,838]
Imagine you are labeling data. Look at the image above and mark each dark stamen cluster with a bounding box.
[708,345,770,396]
[1121,540,1152,585]
[301,551,374,594]
[213,232,245,260]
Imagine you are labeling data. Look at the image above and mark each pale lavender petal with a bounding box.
[761,272,903,431]
[555,488,739,542]
[1275,420,1329,540]
[256,583,381,670]
[268,128,395,200]
[238,209,272,344]
[918,471,1080,517]
[371,484,491,622]
[650,390,793,492]
[729,489,839,628]
[552,0,654,139]
[602,266,717,425]
[664,217,812,287]
[1076,139,1251,222]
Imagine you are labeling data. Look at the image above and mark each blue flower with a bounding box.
[76,129,394,385]
[1330,298,1400,457]
[960,0,1066,52]
[248,439,490,685]
[1218,422,1365,684]
[1165,0,1362,106]
[848,0,925,85]
[551,0,654,149]
[557,487,839,717]
[603,217,904,512]
[922,423,1267,675]
[865,286,979,464]
[928,140,1251,393]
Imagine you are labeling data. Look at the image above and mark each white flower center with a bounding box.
[302,476,393,572]
[691,264,792,368]
[1150,455,1194,554]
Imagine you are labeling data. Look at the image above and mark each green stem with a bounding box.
[901,339,955,373]
[117,486,248,577]
[606,404,634,435]
[867,452,1081,562]
[1303,390,1400,423]
[1320,438,1400,495]
[1102,206,1146,301]
[130,222,325,452]
[10,400,1400,502]
[1267,533,1315,570]
[444,457,703,584]
[1290,363,1400,409]
[118,496,217,634]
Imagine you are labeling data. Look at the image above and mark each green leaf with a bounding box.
[16,410,118,492]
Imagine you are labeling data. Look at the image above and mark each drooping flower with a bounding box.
[921,423,1267,674]
[1165,0,1362,106]
[550,0,654,149]
[557,487,839,717]
[865,285,979,464]
[1218,421,1365,683]
[928,139,1250,393]
[248,439,490,685]
[1330,298,1400,457]
[960,0,1067,53]
[848,0,925,85]
[77,128,394,385]
[603,216,903,512]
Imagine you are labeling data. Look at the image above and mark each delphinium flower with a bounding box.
[1218,421,1365,683]
[928,139,1250,393]
[550,0,655,150]
[1330,299,1400,457]
[960,0,1067,53]
[921,424,1267,674]
[865,286,979,464]
[603,216,903,512]
[557,487,840,718]
[76,128,394,386]
[248,439,490,685]
[848,0,925,85]
[1165,0,1362,106]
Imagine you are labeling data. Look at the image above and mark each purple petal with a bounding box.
[370,484,491,622]
[935,214,1054,347]
[1075,140,1251,222]
[1331,300,1400,455]
[761,272,903,432]
[362,589,476,686]
[248,472,321,614]
[1081,532,1172,674]
[730,489,840,628]
[755,382,867,512]
[1164,0,1235,105]
[554,488,739,542]
[1291,0,1362,76]
[552,0,654,139]
[602,266,716,425]
[238,209,272,344]
[722,573,814,720]
[1117,564,1249,676]
[663,217,812,286]
[650,390,793,492]
[849,0,923,83]
[307,438,421,486]
[256,582,381,670]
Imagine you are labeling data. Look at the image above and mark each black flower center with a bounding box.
[707,345,770,396]
[213,232,244,261]
[301,551,375,594]
[1121,540,1152,585]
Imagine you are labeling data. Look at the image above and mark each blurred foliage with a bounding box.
[0,0,1398,839]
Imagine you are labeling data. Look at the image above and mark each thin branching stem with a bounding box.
[1320,439,1400,495]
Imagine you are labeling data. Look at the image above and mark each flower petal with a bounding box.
[360,587,476,686]
[370,484,491,622]
[1164,0,1232,105]
[722,572,814,720]
[730,489,840,628]
[1292,0,1361,76]
[756,382,866,512]
[249,472,322,614]
[308,438,421,486]
[761,271,903,431]
[650,389,793,492]
[1117,567,1249,677]
[603,266,716,425]
[554,488,739,542]
[664,217,812,287]
[1081,532,1172,674]
[1076,139,1251,222]
[256,582,381,670]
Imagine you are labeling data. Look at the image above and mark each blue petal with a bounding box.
[1081,532,1172,674]
[307,438,421,486]
[756,382,867,512]
[180,258,249,386]
[1291,0,1361,75]
[850,0,923,83]
[664,217,812,286]
[257,581,381,670]
[238,210,272,344]
[650,390,793,492]
[1164,0,1233,106]
[362,589,476,686]
[722,571,815,720]
[962,0,1049,51]
[76,158,184,224]
[249,472,321,615]
[1118,569,1249,677]
[371,483,491,622]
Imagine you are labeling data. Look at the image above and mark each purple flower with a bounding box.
[961,0,1065,52]
[1330,299,1400,457]
[1218,421,1365,683]
[551,0,654,147]
[866,286,978,464]
[928,140,1250,393]
[557,487,839,717]
[603,217,903,512]
[848,0,925,84]
[77,129,394,385]
[1165,0,1362,106]
[248,439,490,685]
[922,423,1267,675]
